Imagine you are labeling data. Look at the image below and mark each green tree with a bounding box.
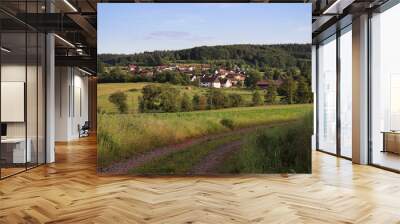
[181,93,193,112]
[192,94,208,110]
[228,93,243,107]
[139,85,162,112]
[282,77,297,104]
[265,83,278,104]
[109,91,128,113]
[207,89,228,109]
[252,91,264,106]
[159,86,181,112]
[296,77,312,103]
[244,70,263,88]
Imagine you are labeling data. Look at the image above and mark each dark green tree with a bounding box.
[159,86,181,112]
[296,77,312,103]
[244,70,263,88]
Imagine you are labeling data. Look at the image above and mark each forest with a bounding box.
[98,44,311,77]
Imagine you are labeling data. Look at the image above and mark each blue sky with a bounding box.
[98,3,311,54]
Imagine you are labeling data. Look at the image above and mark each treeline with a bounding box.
[98,44,311,76]
[139,85,247,113]
[108,83,312,114]
[98,68,191,85]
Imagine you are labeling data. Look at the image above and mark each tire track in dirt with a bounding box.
[190,140,243,174]
[101,122,292,174]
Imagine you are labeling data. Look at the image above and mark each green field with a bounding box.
[97,82,313,172]
[98,82,258,114]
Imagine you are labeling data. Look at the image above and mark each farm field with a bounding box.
[97,82,312,173]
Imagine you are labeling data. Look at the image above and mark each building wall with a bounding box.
[55,67,89,141]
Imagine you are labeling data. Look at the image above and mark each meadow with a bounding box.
[98,82,257,114]
[98,82,312,173]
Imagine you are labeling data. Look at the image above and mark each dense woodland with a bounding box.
[98,44,311,80]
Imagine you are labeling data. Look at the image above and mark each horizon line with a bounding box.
[98,42,311,55]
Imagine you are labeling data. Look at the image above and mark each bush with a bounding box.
[192,94,208,110]
[181,93,193,112]
[228,93,243,107]
[236,112,312,173]
[108,91,128,113]
[220,118,235,130]
[207,89,229,109]
[252,91,264,106]
[139,84,181,113]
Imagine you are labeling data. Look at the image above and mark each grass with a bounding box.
[97,104,313,167]
[129,133,243,175]
[217,113,312,174]
[98,82,259,114]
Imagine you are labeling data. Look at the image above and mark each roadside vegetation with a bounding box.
[97,103,312,167]
[217,112,312,173]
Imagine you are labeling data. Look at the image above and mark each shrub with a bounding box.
[228,93,243,107]
[139,84,181,113]
[193,94,208,110]
[159,86,181,112]
[207,89,228,109]
[181,93,193,112]
[220,118,235,130]
[236,112,312,173]
[108,91,128,113]
[252,91,264,106]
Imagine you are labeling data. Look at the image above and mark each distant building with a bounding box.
[220,78,232,88]
[226,73,246,85]
[128,64,137,72]
[256,79,283,89]
[200,76,221,88]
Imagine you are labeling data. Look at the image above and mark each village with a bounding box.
[126,63,283,89]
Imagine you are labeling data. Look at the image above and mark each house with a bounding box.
[200,76,221,88]
[190,75,197,82]
[226,73,246,85]
[128,64,137,72]
[220,78,232,88]
[256,80,270,89]
[256,79,284,89]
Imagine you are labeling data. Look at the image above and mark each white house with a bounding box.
[200,76,221,88]
[220,78,232,88]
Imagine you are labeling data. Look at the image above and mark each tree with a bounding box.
[252,91,264,106]
[228,93,243,107]
[192,94,208,110]
[207,89,228,109]
[109,91,128,113]
[244,70,263,88]
[265,83,278,104]
[296,77,312,103]
[159,86,181,112]
[281,77,297,104]
[181,93,193,112]
[139,85,162,112]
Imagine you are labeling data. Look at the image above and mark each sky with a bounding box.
[98,3,311,54]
